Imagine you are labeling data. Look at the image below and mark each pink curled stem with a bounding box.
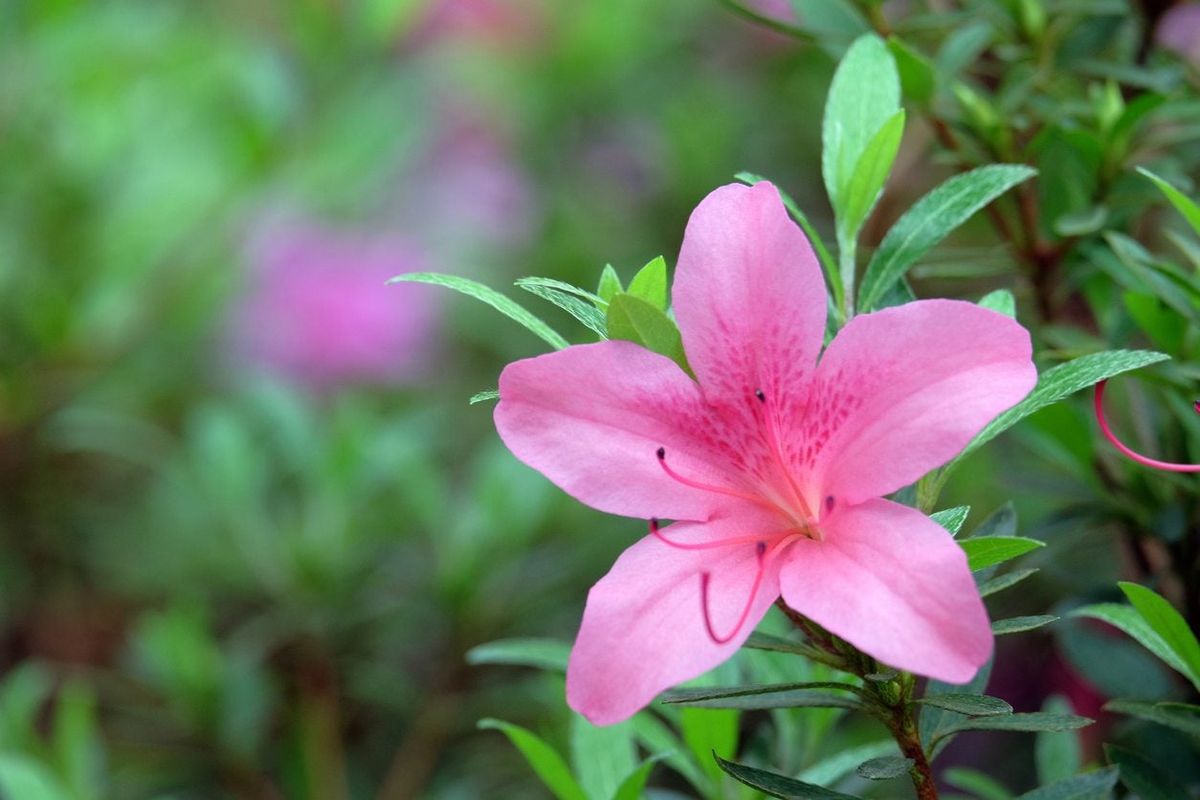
[1094,379,1200,472]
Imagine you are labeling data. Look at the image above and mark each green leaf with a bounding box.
[1036,696,1082,786]
[955,349,1171,462]
[959,536,1045,571]
[626,256,668,311]
[856,756,913,779]
[662,684,861,711]
[630,713,708,796]
[466,638,570,672]
[887,36,936,104]
[468,390,499,405]
[606,294,691,374]
[1069,602,1191,681]
[1104,699,1200,738]
[931,713,1093,752]
[516,277,608,338]
[478,719,586,800]
[597,265,623,304]
[922,659,992,754]
[823,35,900,220]
[682,708,738,788]
[1138,167,1200,236]
[858,165,1037,310]
[916,693,1013,716]
[51,680,104,800]
[944,768,1014,800]
[571,715,636,800]
[1104,744,1190,800]
[839,109,905,240]
[0,755,72,800]
[715,755,863,800]
[744,631,810,656]
[611,757,663,800]
[979,289,1016,317]
[797,741,900,784]
[993,615,1059,635]
[1118,581,1200,691]
[391,273,568,350]
[979,568,1038,597]
[931,505,970,536]
[1015,767,1118,800]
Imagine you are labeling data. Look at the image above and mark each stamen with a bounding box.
[825,495,835,513]
[754,388,766,403]
[753,390,819,521]
[699,536,801,644]
[648,518,796,551]
[656,447,777,509]
[1094,379,1200,472]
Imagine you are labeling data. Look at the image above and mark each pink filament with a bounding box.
[648,517,794,551]
[656,448,777,511]
[1094,379,1200,472]
[699,535,801,644]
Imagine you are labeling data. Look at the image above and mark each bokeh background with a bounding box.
[3,0,1199,797]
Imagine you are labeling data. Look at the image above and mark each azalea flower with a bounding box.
[494,182,1037,725]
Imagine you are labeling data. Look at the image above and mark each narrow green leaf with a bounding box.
[931,505,970,536]
[931,713,1093,752]
[715,755,863,800]
[979,289,1016,317]
[993,615,1059,635]
[916,693,1012,716]
[611,757,663,800]
[944,768,1014,800]
[922,658,992,754]
[478,719,587,800]
[797,741,900,784]
[959,537,1045,571]
[1069,602,1191,680]
[970,503,1018,539]
[606,294,690,374]
[1036,696,1082,786]
[979,568,1038,597]
[744,631,810,656]
[1104,744,1190,800]
[631,713,708,796]
[516,278,607,337]
[955,349,1171,462]
[822,34,901,220]
[1138,167,1200,236]
[597,265,622,304]
[1104,698,1200,738]
[856,756,913,779]
[466,638,570,672]
[51,680,103,800]
[662,684,861,711]
[858,165,1036,310]
[627,256,668,311]
[571,715,636,800]
[1015,767,1118,800]
[468,390,499,405]
[0,755,71,800]
[839,109,905,240]
[682,708,738,787]
[887,36,936,103]
[1119,581,1200,691]
[391,273,568,349]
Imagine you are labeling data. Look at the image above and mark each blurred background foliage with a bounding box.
[1,0,1199,797]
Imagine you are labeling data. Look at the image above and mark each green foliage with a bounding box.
[626,256,668,311]
[715,754,861,799]
[915,693,1012,716]
[1015,767,1119,800]
[960,536,1045,571]
[992,615,1059,635]
[605,294,691,373]
[855,756,912,779]
[465,638,571,672]
[930,505,970,535]
[1036,695,1084,785]
[478,719,587,800]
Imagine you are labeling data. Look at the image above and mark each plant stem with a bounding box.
[839,234,857,318]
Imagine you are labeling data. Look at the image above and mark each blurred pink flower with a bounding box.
[1158,2,1200,65]
[410,0,544,50]
[494,182,1037,724]
[230,219,438,388]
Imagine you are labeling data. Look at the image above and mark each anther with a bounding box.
[655,447,779,510]
[700,543,767,645]
[1094,379,1200,473]
[825,495,835,513]
[656,446,666,460]
[754,388,766,403]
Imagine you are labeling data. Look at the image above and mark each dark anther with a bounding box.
[825,495,835,512]
[755,541,767,556]
[656,446,666,460]
[754,388,766,403]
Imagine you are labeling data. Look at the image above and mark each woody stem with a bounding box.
[877,677,939,800]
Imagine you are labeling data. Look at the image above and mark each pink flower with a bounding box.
[494,182,1037,725]
[1157,2,1200,66]
[230,218,438,388]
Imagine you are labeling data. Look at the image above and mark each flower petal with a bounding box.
[496,340,750,521]
[779,498,991,682]
[566,510,784,725]
[805,300,1035,506]
[673,182,827,410]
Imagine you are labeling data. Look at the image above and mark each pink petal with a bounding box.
[673,182,827,415]
[806,300,1035,506]
[566,509,784,725]
[779,498,991,682]
[495,340,751,521]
